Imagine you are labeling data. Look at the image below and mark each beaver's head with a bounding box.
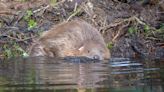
[78,41,110,60]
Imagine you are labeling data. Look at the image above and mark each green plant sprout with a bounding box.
[128,27,137,34]
[24,10,37,30]
[107,42,114,49]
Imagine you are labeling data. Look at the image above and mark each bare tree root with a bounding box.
[99,16,149,43]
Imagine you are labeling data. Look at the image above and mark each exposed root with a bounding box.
[0,34,36,42]
[100,16,146,32]
[112,21,130,42]
[66,7,82,22]
[33,5,50,14]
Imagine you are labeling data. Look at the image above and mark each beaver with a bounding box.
[30,19,110,60]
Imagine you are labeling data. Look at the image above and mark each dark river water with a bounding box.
[0,57,163,92]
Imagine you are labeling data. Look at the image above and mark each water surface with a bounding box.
[0,57,163,92]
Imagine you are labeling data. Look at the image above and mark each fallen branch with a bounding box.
[0,34,36,42]
[66,7,81,22]
[112,21,130,42]
[33,5,50,14]
[100,16,146,31]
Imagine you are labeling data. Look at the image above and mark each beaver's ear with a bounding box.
[78,46,84,52]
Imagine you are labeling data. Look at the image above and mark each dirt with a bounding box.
[0,0,164,60]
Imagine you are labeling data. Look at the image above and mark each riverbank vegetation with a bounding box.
[0,0,163,60]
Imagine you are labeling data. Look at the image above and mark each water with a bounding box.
[0,57,163,92]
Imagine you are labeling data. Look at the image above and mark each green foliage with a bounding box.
[107,42,114,49]
[67,7,82,21]
[160,23,164,29]
[128,25,151,35]
[28,19,37,30]
[24,10,33,20]
[144,25,150,33]
[128,27,137,34]
[50,0,57,6]
[14,43,29,57]
[24,10,37,30]
[3,43,28,59]
[3,44,12,58]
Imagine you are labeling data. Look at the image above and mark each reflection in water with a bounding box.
[0,57,163,92]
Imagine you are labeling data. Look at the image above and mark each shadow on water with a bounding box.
[0,57,163,92]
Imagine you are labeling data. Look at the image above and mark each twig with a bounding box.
[100,16,146,31]
[33,5,50,14]
[52,0,66,6]
[73,2,78,12]
[132,16,146,25]
[0,11,18,15]
[112,21,130,42]
[66,8,81,22]
[0,34,36,42]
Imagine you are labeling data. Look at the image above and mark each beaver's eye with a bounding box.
[87,50,90,53]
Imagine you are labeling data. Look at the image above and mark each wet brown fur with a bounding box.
[30,19,110,60]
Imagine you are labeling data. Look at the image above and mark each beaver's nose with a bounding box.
[93,55,100,60]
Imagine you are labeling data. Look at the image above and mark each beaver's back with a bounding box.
[30,19,110,60]
[40,19,105,46]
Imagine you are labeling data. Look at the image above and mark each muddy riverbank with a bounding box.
[0,0,164,59]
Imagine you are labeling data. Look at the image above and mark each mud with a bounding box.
[0,0,164,59]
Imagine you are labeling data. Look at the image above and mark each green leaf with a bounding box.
[107,42,113,49]
[144,25,150,33]
[50,0,57,6]
[28,19,37,30]
[128,27,136,34]
[24,10,33,20]
[160,23,164,30]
